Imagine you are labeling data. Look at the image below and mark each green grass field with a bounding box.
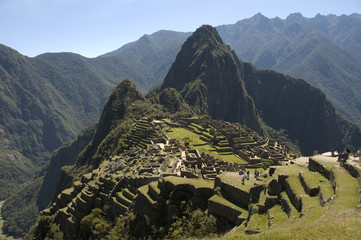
[166,127,246,164]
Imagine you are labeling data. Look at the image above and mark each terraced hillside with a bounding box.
[26,118,361,239]
[223,155,361,239]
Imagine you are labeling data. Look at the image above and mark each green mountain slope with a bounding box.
[0,42,163,202]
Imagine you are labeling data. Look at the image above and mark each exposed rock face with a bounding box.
[161,25,261,132]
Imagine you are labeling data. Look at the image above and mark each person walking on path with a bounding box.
[357,149,361,165]
[242,173,246,185]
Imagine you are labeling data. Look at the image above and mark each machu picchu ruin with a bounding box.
[33,117,361,239]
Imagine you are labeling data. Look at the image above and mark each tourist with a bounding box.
[247,170,250,180]
[339,148,350,167]
[357,149,361,165]
[242,173,246,185]
[254,168,258,178]
[331,148,335,157]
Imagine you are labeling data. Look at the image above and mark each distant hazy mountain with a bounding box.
[99,30,191,92]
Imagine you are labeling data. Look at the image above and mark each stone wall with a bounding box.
[299,172,319,197]
[208,195,244,225]
[308,157,331,180]
[214,177,250,208]
[283,180,302,212]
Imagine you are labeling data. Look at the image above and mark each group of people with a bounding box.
[336,147,361,166]
[239,168,261,185]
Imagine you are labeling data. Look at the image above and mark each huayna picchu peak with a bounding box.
[161,25,261,132]
[2,23,361,240]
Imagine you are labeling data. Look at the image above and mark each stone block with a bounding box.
[268,179,282,196]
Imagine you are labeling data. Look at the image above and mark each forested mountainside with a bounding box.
[0,31,191,237]
[0,45,117,201]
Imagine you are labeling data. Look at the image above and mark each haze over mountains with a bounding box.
[0,12,361,238]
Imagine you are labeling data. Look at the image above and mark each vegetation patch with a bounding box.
[246,213,269,232]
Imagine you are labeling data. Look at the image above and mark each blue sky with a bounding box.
[1,0,360,58]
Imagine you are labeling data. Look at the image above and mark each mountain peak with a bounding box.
[286,12,304,22]
[160,25,261,131]
[161,25,231,91]
[192,24,222,41]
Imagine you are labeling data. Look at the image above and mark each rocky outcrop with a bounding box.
[267,179,282,196]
